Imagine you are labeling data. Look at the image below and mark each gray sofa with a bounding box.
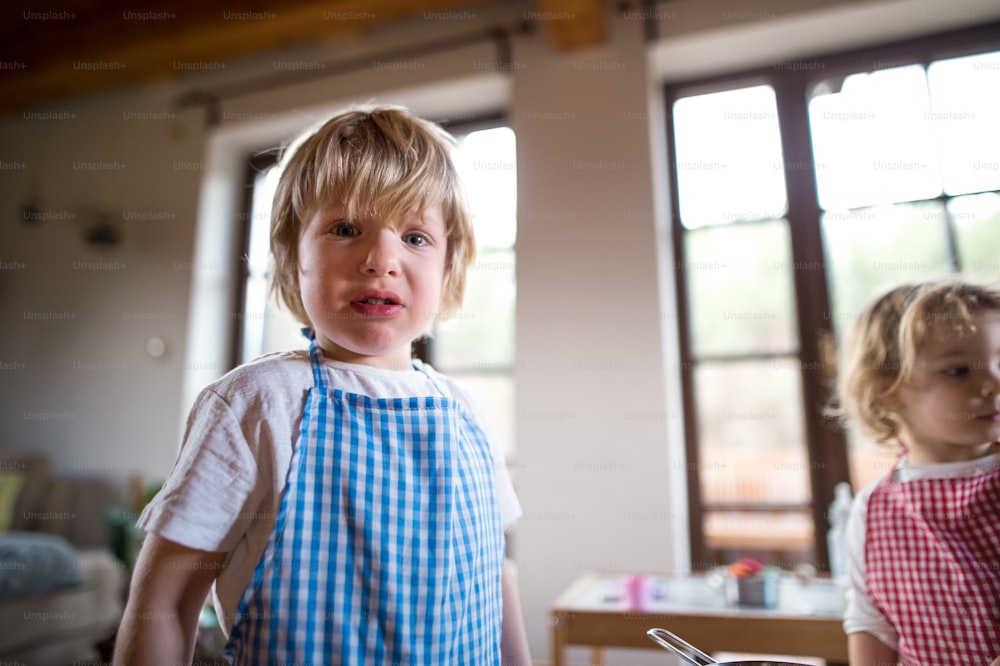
[0,453,127,665]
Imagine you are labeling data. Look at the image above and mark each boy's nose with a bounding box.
[984,369,999,397]
[359,229,400,277]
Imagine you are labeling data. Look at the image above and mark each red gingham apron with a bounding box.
[866,459,1000,665]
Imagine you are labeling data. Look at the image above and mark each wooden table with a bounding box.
[551,571,849,665]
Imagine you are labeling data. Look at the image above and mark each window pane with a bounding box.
[695,359,812,557]
[455,127,517,249]
[432,248,515,370]
[242,167,273,357]
[705,510,813,562]
[927,51,1000,196]
[809,65,942,210]
[243,167,305,363]
[952,192,1000,279]
[821,201,952,334]
[433,126,517,372]
[673,85,787,228]
[448,374,515,462]
[695,360,810,505]
[685,220,797,356]
[247,168,278,274]
[262,291,308,355]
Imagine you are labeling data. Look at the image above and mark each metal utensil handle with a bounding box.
[646,628,717,665]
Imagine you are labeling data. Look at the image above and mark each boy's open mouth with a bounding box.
[351,291,404,316]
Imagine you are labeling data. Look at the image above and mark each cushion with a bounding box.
[0,531,81,599]
[0,472,25,532]
[1,454,51,532]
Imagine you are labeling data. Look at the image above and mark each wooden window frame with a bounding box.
[231,149,280,370]
[664,20,1000,569]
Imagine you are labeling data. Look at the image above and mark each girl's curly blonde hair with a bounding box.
[834,277,1000,445]
[269,105,475,326]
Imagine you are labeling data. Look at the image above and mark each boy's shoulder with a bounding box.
[183,351,313,444]
[205,350,313,399]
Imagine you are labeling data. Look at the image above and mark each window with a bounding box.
[665,25,1000,570]
[235,118,518,463]
[239,155,290,361]
[429,126,518,462]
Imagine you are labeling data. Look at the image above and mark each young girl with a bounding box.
[114,106,532,665]
[836,278,1000,665]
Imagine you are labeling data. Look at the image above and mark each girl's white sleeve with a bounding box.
[842,481,898,651]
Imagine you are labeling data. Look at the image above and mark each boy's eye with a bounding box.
[943,365,970,377]
[404,233,428,247]
[331,222,359,237]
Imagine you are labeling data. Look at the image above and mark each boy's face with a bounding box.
[889,311,1000,464]
[297,200,447,369]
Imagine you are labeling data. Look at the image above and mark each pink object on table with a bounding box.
[624,574,649,610]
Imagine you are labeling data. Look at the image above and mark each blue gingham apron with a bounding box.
[224,334,505,665]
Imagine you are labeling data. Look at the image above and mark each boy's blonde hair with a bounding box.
[836,277,1000,445]
[270,105,476,326]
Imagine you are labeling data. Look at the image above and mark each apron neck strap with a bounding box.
[302,328,330,391]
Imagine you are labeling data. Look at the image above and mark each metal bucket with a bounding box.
[646,628,816,666]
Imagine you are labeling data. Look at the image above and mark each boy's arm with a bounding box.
[114,533,227,666]
[848,631,898,666]
[500,557,532,666]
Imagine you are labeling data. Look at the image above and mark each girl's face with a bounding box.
[296,201,447,369]
[890,310,1000,464]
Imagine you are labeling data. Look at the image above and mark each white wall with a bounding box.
[2,1,998,663]
[0,83,208,489]
[511,16,679,666]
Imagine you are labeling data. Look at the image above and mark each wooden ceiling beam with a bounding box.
[0,0,507,113]
[531,0,606,52]
[0,0,612,114]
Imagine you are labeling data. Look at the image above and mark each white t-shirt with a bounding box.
[138,350,522,635]
[842,451,1000,650]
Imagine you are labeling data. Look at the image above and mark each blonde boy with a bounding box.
[115,106,531,665]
